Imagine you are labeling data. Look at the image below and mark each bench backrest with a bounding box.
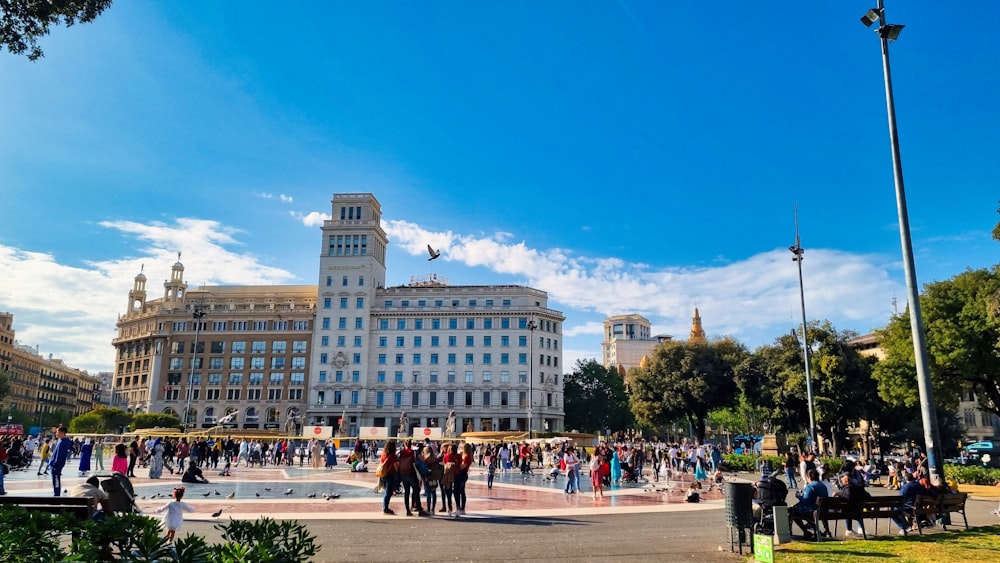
[816,497,862,518]
[0,496,96,518]
[939,492,968,510]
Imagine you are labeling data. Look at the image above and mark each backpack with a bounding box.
[428,462,444,483]
[441,462,456,487]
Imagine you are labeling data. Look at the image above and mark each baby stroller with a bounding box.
[753,473,788,536]
[101,472,139,514]
[621,462,640,483]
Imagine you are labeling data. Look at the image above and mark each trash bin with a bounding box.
[724,481,755,554]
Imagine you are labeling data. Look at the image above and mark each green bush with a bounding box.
[944,463,1000,486]
[0,507,319,562]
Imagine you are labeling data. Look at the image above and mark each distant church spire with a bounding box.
[689,308,707,343]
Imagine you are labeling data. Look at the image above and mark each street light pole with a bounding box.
[789,214,817,453]
[861,1,944,485]
[526,320,537,438]
[185,307,205,431]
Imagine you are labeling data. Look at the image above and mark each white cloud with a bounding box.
[279,194,293,203]
[257,192,274,199]
[382,219,904,349]
[0,219,299,373]
[291,211,330,227]
[563,321,604,338]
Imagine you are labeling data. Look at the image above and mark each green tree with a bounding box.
[1,0,113,61]
[743,321,878,454]
[0,367,11,405]
[130,412,181,431]
[874,267,1000,420]
[562,359,633,434]
[707,390,768,439]
[69,406,131,434]
[628,338,747,443]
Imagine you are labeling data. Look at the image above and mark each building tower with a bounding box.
[601,314,669,374]
[689,308,707,343]
[163,253,188,309]
[309,193,389,433]
[127,266,148,314]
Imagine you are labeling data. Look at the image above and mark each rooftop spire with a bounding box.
[689,308,707,343]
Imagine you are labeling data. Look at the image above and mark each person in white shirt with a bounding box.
[155,486,196,543]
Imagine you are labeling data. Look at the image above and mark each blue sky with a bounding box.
[1,2,997,373]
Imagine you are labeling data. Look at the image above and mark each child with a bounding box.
[155,486,195,543]
[219,462,231,477]
[486,457,497,490]
[685,481,702,503]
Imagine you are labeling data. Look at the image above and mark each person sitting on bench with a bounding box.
[790,469,830,540]
[181,464,209,484]
[69,476,114,520]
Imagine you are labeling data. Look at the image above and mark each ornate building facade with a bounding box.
[112,192,566,435]
[308,193,565,436]
[1,312,99,430]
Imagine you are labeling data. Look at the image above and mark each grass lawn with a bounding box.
[754,526,1000,562]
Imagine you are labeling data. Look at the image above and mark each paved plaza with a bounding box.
[4,462,999,562]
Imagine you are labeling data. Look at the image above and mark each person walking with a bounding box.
[48,426,73,496]
[36,437,51,476]
[127,438,139,478]
[93,440,105,472]
[590,451,605,499]
[78,438,93,476]
[112,441,129,474]
[453,442,474,517]
[563,447,580,494]
[378,441,399,515]
[154,486,196,543]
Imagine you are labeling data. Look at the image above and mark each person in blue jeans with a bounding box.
[48,426,74,496]
[890,472,936,533]
[790,469,830,540]
[783,451,799,491]
[563,447,580,494]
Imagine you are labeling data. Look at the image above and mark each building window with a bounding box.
[378,371,386,383]
[267,389,281,401]
[482,392,491,406]
[465,371,474,383]
[430,371,438,383]
[466,336,474,347]
[227,389,241,400]
[248,372,263,385]
[269,372,284,385]
[483,353,492,364]
[483,371,492,382]
[355,317,363,329]
[394,391,402,407]
[356,297,364,308]
[376,391,384,407]
[465,353,474,364]
[338,317,347,329]
[395,371,403,383]
[501,391,509,406]
[232,341,246,354]
[447,371,456,383]
[500,371,510,382]
[411,391,419,406]
[465,391,473,406]
[292,340,307,353]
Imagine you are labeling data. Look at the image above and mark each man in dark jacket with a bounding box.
[48,426,74,496]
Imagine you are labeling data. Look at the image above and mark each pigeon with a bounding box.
[140,495,146,500]
[307,493,316,498]
[427,244,441,261]
[255,492,260,497]
[214,490,221,496]
[211,509,223,518]
[284,488,294,495]
[225,491,235,499]
[63,489,68,494]
[202,492,211,497]
[264,487,272,491]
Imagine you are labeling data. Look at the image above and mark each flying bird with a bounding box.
[211,509,223,518]
[284,488,294,495]
[426,244,441,261]
[225,491,235,499]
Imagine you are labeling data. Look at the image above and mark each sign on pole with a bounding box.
[412,427,442,440]
[753,534,774,563]
[359,426,389,440]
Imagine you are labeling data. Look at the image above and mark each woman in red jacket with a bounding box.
[453,442,474,517]
[378,441,399,515]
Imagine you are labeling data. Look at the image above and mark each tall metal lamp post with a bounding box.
[861,1,944,484]
[526,320,537,438]
[789,218,817,453]
[185,307,205,430]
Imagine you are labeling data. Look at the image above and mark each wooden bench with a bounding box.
[860,497,906,536]
[0,495,97,520]
[913,492,969,534]
[812,496,907,540]
[813,497,862,541]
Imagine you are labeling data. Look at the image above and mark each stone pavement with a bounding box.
[5,462,999,562]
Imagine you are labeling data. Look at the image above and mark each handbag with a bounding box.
[374,461,387,478]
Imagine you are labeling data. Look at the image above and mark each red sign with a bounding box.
[423,427,432,436]
[369,427,379,435]
[312,426,323,435]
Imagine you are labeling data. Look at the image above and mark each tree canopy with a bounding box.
[1,0,113,61]
[874,266,1000,420]
[69,406,132,434]
[562,359,633,434]
[628,338,747,443]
